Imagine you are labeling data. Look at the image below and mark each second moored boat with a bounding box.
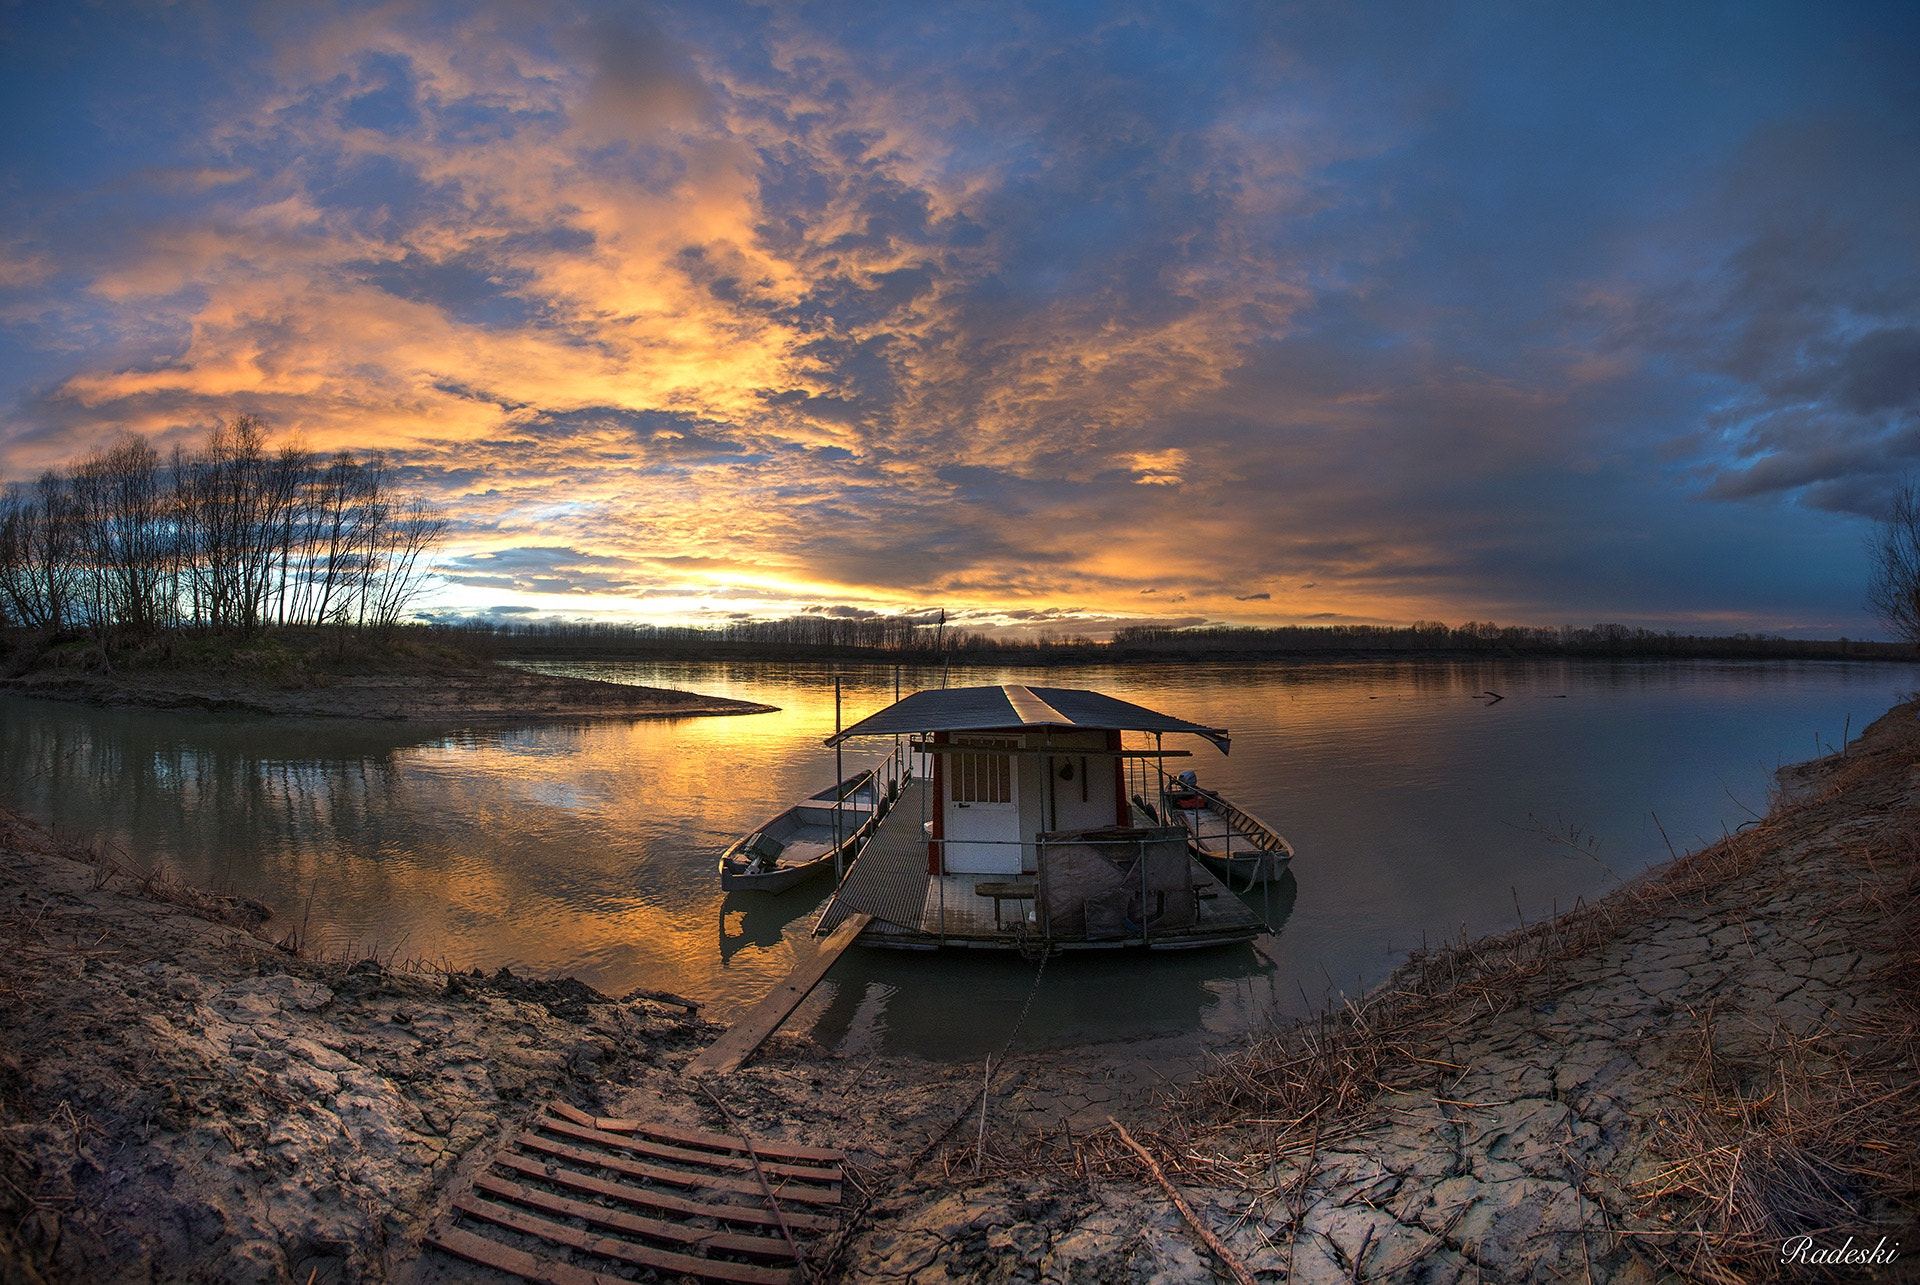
[1149,770,1294,888]
[717,771,884,893]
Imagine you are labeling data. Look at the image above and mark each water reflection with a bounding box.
[806,940,1281,1059]
[718,887,820,968]
[1,656,1914,1061]
[1235,867,1299,937]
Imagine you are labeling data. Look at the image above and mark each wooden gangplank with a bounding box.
[684,912,873,1077]
[426,1102,843,1284]
[814,777,932,935]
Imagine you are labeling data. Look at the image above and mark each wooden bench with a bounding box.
[972,880,1038,927]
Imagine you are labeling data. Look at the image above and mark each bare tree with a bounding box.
[0,485,44,627]
[349,451,389,628]
[2,418,447,636]
[246,436,306,628]
[0,474,80,630]
[368,497,449,631]
[1868,478,1920,645]
[306,451,365,627]
[69,435,170,632]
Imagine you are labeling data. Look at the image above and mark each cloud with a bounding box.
[0,1,1912,635]
[1606,112,1920,518]
[438,545,639,596]
[1123,448,1189,486]
[574,10,717,138]
[803,604,881,619]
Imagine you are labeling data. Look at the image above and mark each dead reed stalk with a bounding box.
[1110,1117,1257,1285]
[1632,817,1920,1279]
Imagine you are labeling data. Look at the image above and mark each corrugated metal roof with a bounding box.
[824,684,1230,753]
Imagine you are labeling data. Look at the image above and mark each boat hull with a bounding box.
[719,857,842,894]
[1192,846,1291,885]
[717,771,882,893]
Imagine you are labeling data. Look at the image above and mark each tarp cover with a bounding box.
[1039,826,1198,940]
[824,684,1229,753]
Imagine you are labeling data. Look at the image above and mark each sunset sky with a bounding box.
[2,2,1916,637]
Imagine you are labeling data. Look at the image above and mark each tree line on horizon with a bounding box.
[0,416,446,634]
[436,614,1907,660]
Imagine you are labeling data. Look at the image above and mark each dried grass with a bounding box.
[1167,812,1773,1164]
[1631,817,1920,1281]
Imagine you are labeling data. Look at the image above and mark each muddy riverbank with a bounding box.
[1,701,1915,1281]
[0,629,772,722]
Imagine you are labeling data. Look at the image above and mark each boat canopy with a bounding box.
[823,684,1230,753]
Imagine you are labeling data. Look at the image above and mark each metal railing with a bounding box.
[915,828,1187,949]
[828,742,914,883]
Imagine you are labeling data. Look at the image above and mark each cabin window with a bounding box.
[952,739,1014,803]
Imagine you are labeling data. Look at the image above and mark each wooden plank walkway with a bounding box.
[425,1102,843,1284]
[814,777,931,935]
[684,912,873,1077]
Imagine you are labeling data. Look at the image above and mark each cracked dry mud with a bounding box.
[0,813,719,1283]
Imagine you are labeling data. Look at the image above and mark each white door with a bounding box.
[944,738,1022,873]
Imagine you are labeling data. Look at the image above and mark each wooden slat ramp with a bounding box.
[426,1101,843,1284]
[684,912,873,1077]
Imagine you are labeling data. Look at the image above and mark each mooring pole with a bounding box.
[1139,833,1150,947]
[834,675,844,883]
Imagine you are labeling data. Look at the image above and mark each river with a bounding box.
[2,657,1912,1059]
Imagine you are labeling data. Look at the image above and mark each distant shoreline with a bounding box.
[447,616,1914,666]
[6,623,1909,698]
[494,639,1915,666]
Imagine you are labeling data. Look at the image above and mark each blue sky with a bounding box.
[2,1,1916,635]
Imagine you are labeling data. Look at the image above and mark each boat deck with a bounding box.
[775,825,841,866]
[816,779,1263,951]
[1171,805,1267,858]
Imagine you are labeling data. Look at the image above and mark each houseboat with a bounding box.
[813,684,1267,951]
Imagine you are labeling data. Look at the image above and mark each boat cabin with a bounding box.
[814,684,1264,951]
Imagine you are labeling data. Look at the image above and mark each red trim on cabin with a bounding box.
[1109,729,1127,825]
[928,731,946,874]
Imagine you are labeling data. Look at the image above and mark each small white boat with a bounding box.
[1156,773,1293,886]
[718,771,882,893]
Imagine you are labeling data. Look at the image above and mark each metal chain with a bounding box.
[995,942,1050,1064]
[905,944,1051,1175]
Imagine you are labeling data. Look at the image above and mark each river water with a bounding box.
[1,658,1912,1059]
